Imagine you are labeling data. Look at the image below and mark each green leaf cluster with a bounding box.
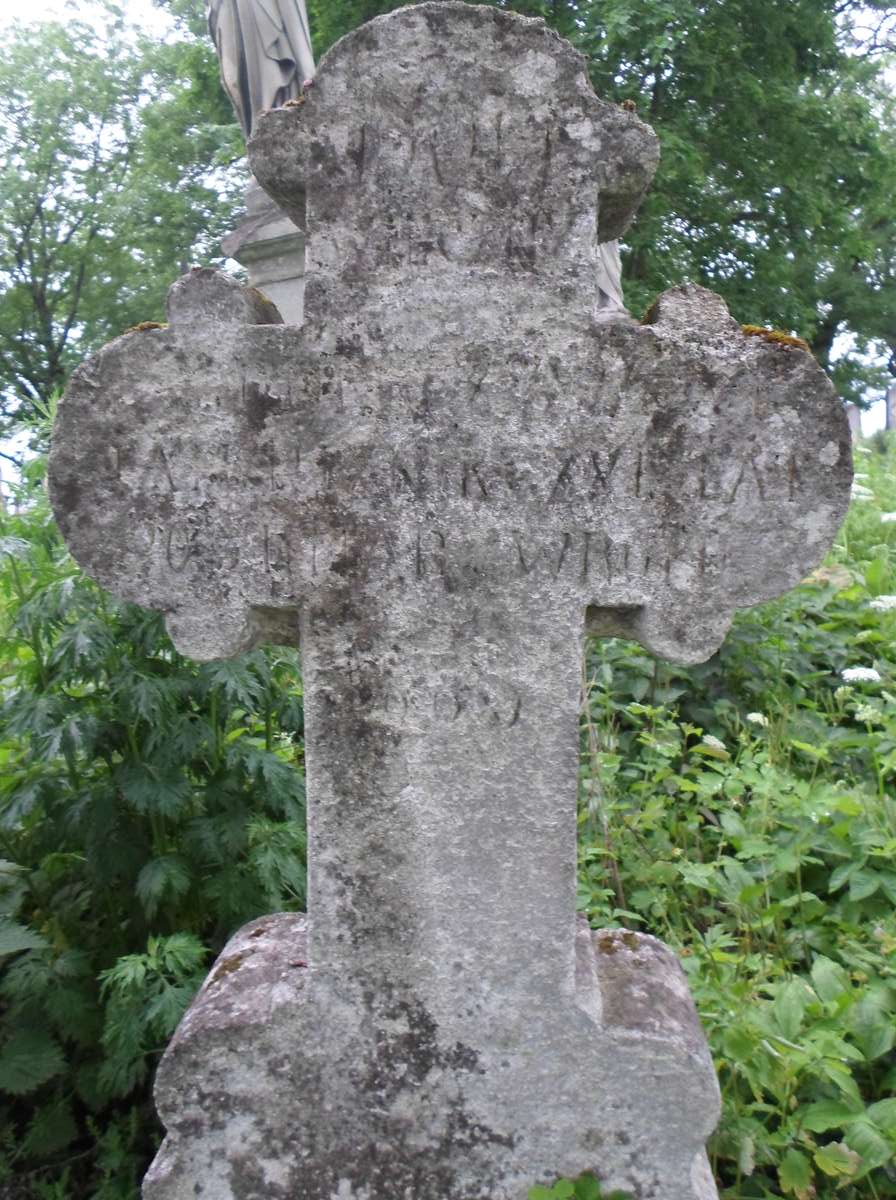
[529,1170,631,1199]
[579,437,896,1199]
[0,1,243,432]
[0,460,305,1196]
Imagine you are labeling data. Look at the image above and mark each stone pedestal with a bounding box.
[222,178,306,325]
[143,914,721,1200]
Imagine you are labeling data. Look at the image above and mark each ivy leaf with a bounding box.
[0,1029,66,1095]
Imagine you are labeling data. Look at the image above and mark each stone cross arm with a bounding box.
[49,268,851,667]
[49,5,851,671]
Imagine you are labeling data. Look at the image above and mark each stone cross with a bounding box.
[48,6,851,1199]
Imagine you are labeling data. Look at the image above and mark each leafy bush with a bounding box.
[0,461,305,1197]
[578,438,896,1198]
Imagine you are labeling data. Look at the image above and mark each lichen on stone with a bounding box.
[741,325,810,352]
[208,949,253,986]
[124,321,167,334]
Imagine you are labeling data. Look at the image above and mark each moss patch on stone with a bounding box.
[741,324,810,352]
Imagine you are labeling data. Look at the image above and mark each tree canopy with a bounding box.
[0,4,242,433]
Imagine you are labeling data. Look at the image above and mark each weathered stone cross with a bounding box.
[49,6,850,1199]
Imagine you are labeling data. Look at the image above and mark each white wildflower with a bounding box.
[834,686,853,701]
[880,513,896,523]
[855,703,884,725]
[869,595,896,612]
[746,712,769,727]
[701,734,727,752]
[841,667,882,683]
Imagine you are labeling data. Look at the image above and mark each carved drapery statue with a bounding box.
[208,0,315,138]
[596,236,626,315]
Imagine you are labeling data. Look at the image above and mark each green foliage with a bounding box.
[0,453,305,1196]
[529,1171,632,1199]
[0,2,242,431]
[578,439,896,1198]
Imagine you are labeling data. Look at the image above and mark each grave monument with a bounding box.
[48,5,852,1198]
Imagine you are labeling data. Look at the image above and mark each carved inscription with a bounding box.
[344,112,583,269]
[413,528,726,591]
[388,446,803,509]
[140,431,809,605]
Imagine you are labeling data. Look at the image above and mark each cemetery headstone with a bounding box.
[48,5,852,1198]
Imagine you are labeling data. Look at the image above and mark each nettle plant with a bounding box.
[0,458,306,1196]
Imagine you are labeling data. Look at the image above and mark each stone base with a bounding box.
[143,915,720,1200]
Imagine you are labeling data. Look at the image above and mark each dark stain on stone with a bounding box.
[208,949,253,987]
[243,381,281,434]
[364,994,484,1097]
[50,474,81,519]
[335,335,364,359]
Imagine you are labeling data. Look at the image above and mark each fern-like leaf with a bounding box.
[0,1029,65,1095]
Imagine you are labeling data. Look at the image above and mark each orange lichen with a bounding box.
[124,321,167,334]
[741,325,810,353]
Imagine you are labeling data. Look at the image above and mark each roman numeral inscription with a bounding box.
[48,7,851,1200]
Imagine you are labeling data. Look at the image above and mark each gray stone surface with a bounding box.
[48,5,852,1198]
[143,915,720,1200]
[222,179,306,325]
